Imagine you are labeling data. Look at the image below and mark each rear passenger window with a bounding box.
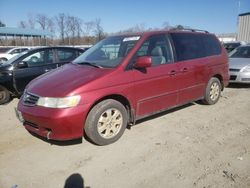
[202,35,221,56]
[171,33,204,61]
[171,33,221,61]
[57,49,76,62]
[136,35,173,66]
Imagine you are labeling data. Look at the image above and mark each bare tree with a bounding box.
[93,18,104,41]
[18,21,28,28]
[55,13,67,44]
[115,23,147,34]
[47,18,55,33]
[65,16,76,45]
[28,13,36,29]
[36,14,48,30]
[83,21,94,36]
[36,13,54,32]
[65,15,83,45]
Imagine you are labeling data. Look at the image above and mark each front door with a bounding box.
[129,34,179,118]
[13,49,55,93]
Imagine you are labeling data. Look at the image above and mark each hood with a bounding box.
[229,58,250,69]
[27,63,113,97]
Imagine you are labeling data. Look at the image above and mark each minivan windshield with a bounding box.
[73,36,140,68]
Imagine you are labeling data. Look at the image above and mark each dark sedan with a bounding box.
[0,46,84,104]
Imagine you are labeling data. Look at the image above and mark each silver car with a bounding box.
[229,45,250,83]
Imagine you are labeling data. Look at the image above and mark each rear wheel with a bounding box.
[84,99,128,145]
[202,77,221,105]
[0,85,10,105]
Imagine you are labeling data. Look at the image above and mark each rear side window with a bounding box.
[23,49,53,66]
[171,33,221,61]
[202,35,221,56]
[57,49,76,62]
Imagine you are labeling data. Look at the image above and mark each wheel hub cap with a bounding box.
[210,82,219,101]
[97,108,123,139]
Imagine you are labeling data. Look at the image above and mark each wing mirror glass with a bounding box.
[16,61,28,69]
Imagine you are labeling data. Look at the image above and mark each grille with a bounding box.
[241,78,250,81]
[230,75,237,80]
[229,68,240,72]
[23,92,40,106]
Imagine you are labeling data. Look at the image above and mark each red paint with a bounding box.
[18,30,229,141]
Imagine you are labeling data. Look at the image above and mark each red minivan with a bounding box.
[17,30,229,145]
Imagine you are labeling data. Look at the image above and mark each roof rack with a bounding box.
[171,28,209,33]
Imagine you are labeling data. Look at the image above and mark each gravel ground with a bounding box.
[0,84,250,188]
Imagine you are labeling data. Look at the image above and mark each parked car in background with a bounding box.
[229,45,250,83]
[0,47,13,53]
[0,47,31,62]
[17,30,229,145]
[0,46,84,104]
[223,41,246,53]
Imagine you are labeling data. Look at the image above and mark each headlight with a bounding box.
[37,95,81,108]
[241,65,250,73]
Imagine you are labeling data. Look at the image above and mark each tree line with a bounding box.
[0,13,187,46]
[16,13,105,45]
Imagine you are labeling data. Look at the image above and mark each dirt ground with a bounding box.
[0,84,250,188]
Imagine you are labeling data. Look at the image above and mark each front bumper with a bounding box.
[229,71,250,83]
[17,101,89,141]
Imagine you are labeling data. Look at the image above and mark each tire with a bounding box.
[202,77,221,105]
[85,99,128,145]
[0,85,11,105]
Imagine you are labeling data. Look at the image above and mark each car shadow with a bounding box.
[28,102,197,146]
[134,102,195,125]
[28,131,83,146]
[227,83,250,88]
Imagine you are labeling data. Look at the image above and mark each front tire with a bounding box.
[0,85,11,105]
[84,99,128,145]
[202,77,221,105]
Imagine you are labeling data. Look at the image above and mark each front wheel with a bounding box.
[0,86,11,105]
[84,99,128,145]
[202,77,221,105]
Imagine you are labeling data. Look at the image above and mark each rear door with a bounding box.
[170,33,207,104]
[13,48,55,93]
[128,34,180,118]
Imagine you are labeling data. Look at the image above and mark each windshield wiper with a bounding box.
[77,62,103,68]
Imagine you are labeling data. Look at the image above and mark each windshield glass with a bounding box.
[229,46,250,58]
[73,35,140,68]
[223,43,241,53]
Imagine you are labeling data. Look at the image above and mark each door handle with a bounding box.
[169,70,177,76]
[44,69,51,72]
[181,68,188,72]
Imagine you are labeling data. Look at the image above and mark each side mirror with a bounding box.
[16,61,28,69]
[134,56,152,68]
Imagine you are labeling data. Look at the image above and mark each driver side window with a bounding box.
[136,35,173,66]
[23,50,53,67]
